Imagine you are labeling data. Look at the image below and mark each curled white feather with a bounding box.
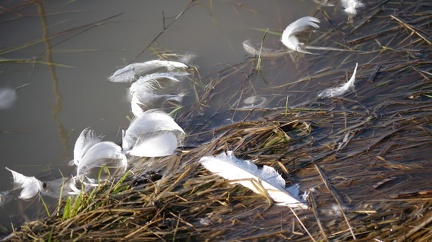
[281,16,320,54]
[76,141,127,180]
[71,128,102,166]
[122,109,185,157]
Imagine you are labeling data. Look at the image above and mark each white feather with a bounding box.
[199,151,308,209]
[0,88,17,110]
[122,109,185,157]
[131,95,145,117]
[130,72,189,93]
[71,128,102,166]
[77,141,127,179]
[281,16,320,54]
[130,92,185,116]
[318,63,358,98]
[109,60,188,83]
[341,0,364,16]
[128,132,178,157]
[5,167,43,200]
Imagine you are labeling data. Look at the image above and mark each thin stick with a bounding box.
[314,163,357,240]
[390,15,432,45]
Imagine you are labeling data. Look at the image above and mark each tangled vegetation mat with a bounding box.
[6,1,432,241]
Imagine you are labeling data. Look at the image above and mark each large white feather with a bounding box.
[199,151,308,209]
[76,141,127,180]
[281,16,320,54]
[5,167,43,200]
[71,128,102,166]
[129,132,178,157]
[318,63,358,98]
[109,60,188,83]
[122,109,185,156]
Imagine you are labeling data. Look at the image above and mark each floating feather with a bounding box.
[281,16,320,54]
[109,60,188,83]
[76,141,127,180]
[341,0,364,16]
[242,96,267,108]
[318,63,358,98]
[130,92,185,117]
[70,128,102,166]
[122,109,185,157]
[199,151,308,209]
[129,72,189,94]
[5,167,43,200]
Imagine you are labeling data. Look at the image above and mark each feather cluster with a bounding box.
[199,151,308,209]
[281,16,320,54]
[318,63,359,98]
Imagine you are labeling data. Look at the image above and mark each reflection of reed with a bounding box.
[35,1,69,150]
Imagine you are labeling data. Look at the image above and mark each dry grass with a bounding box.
[5,0,432,241]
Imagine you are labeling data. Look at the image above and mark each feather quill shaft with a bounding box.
[199,151,308,209]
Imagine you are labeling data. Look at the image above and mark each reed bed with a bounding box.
[5,0,432,241]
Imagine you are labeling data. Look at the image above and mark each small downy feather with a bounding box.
[318,63,358,98]
[5,167,43,200]
[109,60,188,83]
[122,109,185,157]
[341,0,364,16]
[199,151,308,209]
[281,16,320,54]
